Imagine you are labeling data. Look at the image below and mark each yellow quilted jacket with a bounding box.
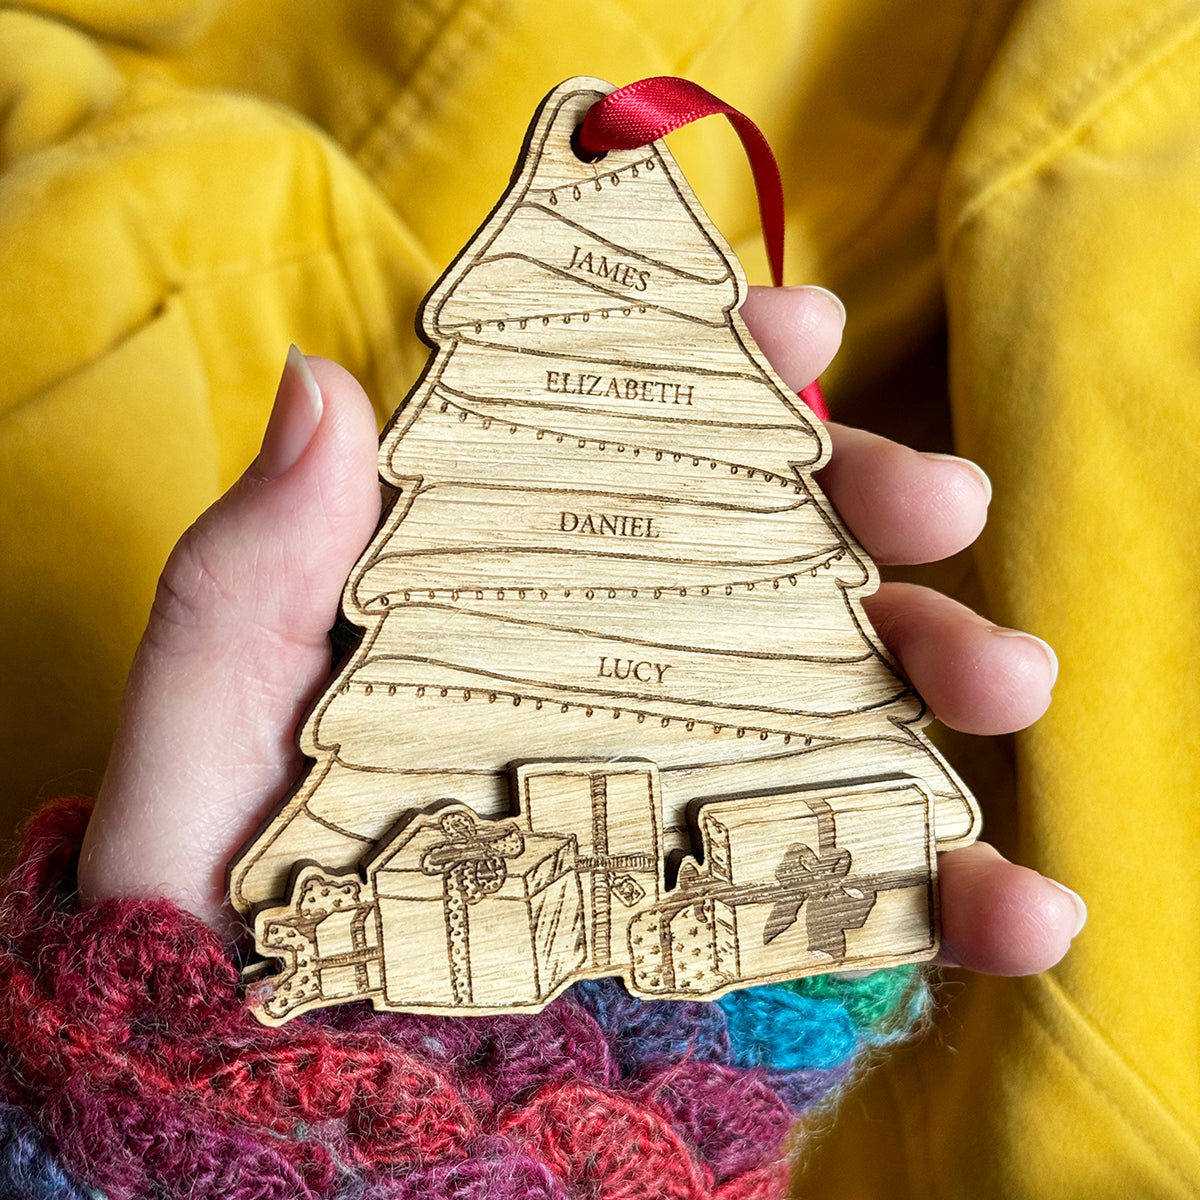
[1,2,1197,1195]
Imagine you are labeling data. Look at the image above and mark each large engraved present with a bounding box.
[628,779,937,997]
[370,806,586,1011]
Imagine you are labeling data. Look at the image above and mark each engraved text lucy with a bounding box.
[598,657,671,684]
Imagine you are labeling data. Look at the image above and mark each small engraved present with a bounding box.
[516,762,664,973]
[254,867,382,1022]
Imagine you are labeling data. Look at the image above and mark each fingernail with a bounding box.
[924,453,993,506]
[257,345,323,479]
[788,284,846,327]
[1044,878,1088,938]
[992,629,1059,688]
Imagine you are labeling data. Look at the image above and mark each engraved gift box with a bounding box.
[627,779,938,997]
[369,806,586,1010]
[256,867,383,1022]
[515,761,665,975]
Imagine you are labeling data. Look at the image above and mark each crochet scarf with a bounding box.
[0,800,929,1199]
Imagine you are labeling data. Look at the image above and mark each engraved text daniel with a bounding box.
[559,511,661,538]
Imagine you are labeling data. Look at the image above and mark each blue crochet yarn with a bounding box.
[764,1063,853,1114]
[570,975,871,1077]
[0,1103,94,1200]
[568,977,730,1074]
[718,984,858,1072]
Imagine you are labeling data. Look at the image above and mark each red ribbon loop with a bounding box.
[577,77,786,289]
[577,77,829,421]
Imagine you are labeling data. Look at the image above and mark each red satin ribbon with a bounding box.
[576,76,829,421]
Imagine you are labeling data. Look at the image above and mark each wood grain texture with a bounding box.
[229,77,979,1022]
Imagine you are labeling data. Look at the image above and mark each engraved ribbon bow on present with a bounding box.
[420,810,526,902]
[762,839,876,958]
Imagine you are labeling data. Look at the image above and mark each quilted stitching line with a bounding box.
[349,0,503,179]
[1020,973,1200,1193]
[946,4,1200,251]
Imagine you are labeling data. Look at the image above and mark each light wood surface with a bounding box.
[230,77,979,1022]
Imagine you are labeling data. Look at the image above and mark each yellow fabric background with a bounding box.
[1,2,1196,1195]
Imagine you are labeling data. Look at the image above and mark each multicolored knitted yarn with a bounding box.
[0,800,931,1200]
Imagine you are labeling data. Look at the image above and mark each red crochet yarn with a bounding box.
[500,1082,711,1198]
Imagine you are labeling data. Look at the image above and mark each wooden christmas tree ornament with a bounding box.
[229,78,980,1023]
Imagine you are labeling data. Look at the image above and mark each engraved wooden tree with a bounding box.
[231,79,980,1020]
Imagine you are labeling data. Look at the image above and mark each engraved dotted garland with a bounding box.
[363,396,847,609]
[336,677,823,748]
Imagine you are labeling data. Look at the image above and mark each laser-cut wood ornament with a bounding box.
[229,77,980,1023]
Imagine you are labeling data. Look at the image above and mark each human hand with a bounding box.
[78,289,1085,975]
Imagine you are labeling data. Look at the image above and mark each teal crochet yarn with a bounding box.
[719,986,859,1072]
[784,965,932,1045]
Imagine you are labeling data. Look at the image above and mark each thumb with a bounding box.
[78,349,382,932]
